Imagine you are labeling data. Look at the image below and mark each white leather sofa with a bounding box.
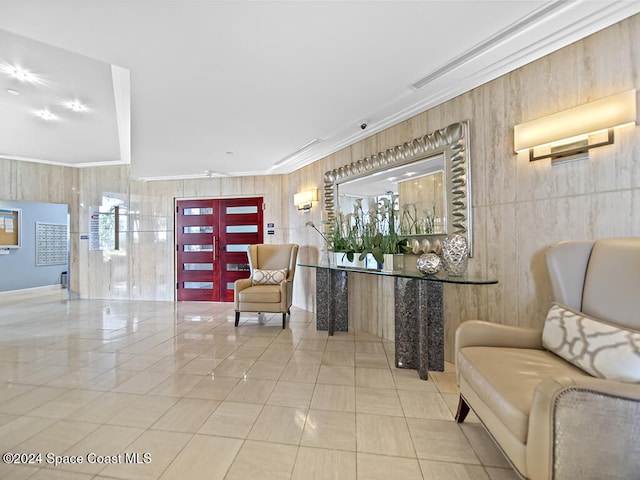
[455,238,640,480]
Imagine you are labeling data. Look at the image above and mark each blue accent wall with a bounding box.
[0,200,69,292]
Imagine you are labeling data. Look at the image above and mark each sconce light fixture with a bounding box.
[514,89,636,163]
[294,189,318,211]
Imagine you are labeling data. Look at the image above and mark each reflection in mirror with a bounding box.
[324,121,472,255]
[338,154,446,235]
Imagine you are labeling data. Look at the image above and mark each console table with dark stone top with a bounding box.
[299,263,497,380]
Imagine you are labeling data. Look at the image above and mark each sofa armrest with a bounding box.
[527,376,640,480]
[455,320,543,351]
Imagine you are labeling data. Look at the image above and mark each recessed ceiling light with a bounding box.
[35,109,59,121]
[11,66,36,82]
[65,100,87,112]
[6,88,20,96]
[0,63,41,84]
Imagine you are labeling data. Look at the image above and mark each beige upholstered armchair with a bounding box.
[455,237,640,480]
[234,243,299,329]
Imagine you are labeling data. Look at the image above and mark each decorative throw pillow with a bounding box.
[251,269,287,286]
[542,303,640,383]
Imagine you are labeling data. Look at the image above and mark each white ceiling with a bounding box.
[0,1,638,180]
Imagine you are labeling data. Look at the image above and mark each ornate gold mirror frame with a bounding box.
[323,120,473,255]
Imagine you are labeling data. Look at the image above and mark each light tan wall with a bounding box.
[2,15,639,361]
[289,14,640,360]
[0,160,288,301]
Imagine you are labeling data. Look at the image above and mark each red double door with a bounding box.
[176,197,263,302]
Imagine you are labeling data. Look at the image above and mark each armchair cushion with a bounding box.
[458,345,588,443]
[251,268,288,285]
[237,284,281,303]
[542,303,640,383]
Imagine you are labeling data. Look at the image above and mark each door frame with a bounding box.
[174,195,265,302]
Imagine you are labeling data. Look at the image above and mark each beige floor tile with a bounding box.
[324,340,356,353]
[355,387,404,416]
[0,463,39,480]
[118,354,167,372]
[159,434,243,480]
[112,371,172,394]
[151,397,220,433]
[317,365,355,386]
[68,391,139,424]
[321,350,355,366]
[407,418,481,464]
[225,378,276,404]
[183,375,239,400]
[259,345,295,363]
[0,416,57,451]
[13,365,69,385]
[268,380,315,408]
[225,440,297,480]
[356,413,415,458]
[45,367,109,388]
[106,395,178,429]
[79,368,140,391]
[211,357,256,377]
[99,429,191,480]
[355,367,395,388]
[0,300,522,480]
[248,405,306,445]
[392,369,439,392]
[14,419,99,453]
[0,385,68,415]
[146,373,204,397]
[198,401,263,438]
[485,466,522,480]
[355,332,384,342]
[301,409,356,451]
[20,469,92,479]
[26,388,103,419]
[297,339,327,351]
[460,423,511,468]
[397,389,452,420]
[242,336,277,347]
[231,345,267,359]
[280,363,320,383]
[62,424,146,475]
[355,353,389,368]
[429,371,459,394]
[310,384,355,412]
[290,349,324,364]
[176,357,220,374]
[356,452,423,480]
[420,459,490,479]
[354,341,386,354]
[292,446,356,480]
[245,361,286,380]
[0,383,35,404]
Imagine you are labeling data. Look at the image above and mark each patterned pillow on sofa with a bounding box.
[251,269,287,286]
[542,302,640,383]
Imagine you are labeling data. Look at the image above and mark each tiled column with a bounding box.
[315,268,348,333]
[394,278,444,379]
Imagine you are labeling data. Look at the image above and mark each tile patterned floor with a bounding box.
[0,297,519,479]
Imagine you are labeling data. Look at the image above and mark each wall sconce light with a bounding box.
[294,189,318,211]
[514,89,636,163]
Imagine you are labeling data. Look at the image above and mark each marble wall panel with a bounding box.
[3,14,640,362]
[287,14,640,362]
[129,230,175,301]
[348,273,395,340]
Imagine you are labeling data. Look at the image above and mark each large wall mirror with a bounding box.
[323,121,473,255]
